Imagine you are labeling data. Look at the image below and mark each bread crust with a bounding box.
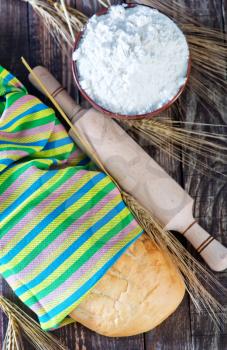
[70,234,185,337]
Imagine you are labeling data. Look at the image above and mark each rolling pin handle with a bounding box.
[184,222,227,272]
[28,66,84,120]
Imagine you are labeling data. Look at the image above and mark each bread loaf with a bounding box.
[70,234,185,336]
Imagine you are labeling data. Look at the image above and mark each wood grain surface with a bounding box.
[0,0,226,349]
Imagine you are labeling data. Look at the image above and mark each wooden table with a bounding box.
[0,0,226,349]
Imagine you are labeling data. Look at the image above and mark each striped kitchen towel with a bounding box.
[0,66,143,330]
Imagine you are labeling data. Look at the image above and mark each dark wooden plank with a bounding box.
[174,1,227,350]
[145,0,227,349]
[0,0,29,83]
[193,335,227,350]
[180,0,225,26]
[144,297,192,350]
[223,0,227,33]
[0,1,30,348]
[51,322,145,350]
[27,0,78,106]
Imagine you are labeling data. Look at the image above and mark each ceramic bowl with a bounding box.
[72,3,191,120]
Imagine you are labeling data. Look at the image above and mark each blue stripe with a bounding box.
[0,158,13,166]
[0,170,58,222]
[0,172,105,264]
[39,232,142,325]
[3,73,14,84]
[77,156,91,166]
[16,200,125,295]
[0,103,49,131]
[44,137,72,150]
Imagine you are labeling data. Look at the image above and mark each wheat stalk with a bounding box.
[2,316,23,350]
[122,192,226,324]
[122,117,227,179]
[185,25,227,110]
[0,296,67,350]
[23,0,87,48]
[59,0,75,41]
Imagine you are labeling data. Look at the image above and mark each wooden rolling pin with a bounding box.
[29,66,227,272]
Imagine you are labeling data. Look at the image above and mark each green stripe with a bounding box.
[4,180,115,278]
[7,91,26,107]
[0,101,5,115]
[1,167,79,237]
[39,145,74,161]
[54,118,61,125]
[26,212,133,306]
[2,99,48,132]
[7,115,54,133]
[60,143,83,163]
[40,151,73,161]
[0,145,40,154]
[0,159,57,193]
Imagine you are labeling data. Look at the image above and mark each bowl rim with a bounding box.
[72,2,191,120]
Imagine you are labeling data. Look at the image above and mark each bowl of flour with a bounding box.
[72,3,190,119]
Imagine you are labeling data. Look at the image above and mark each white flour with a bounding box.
[73,5,189,115]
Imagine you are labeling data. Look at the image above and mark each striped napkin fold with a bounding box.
[0,66,143,330]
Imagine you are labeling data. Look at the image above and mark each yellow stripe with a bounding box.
[0,159,53,186]
[0,69,12,81]
[9,77,22,87]
[1,168,40,209]
[22,201,127,301]
[1,171,103,271]
[2,107,53,132]
[0,98,42,127]
[1,74,22,88]
[1,164,62,229]
[4,174,109,282]
[67,154,89,166]
[0,153,22,161]
[35,144,73,158]
[39,225,141,326]
[15,190,121,293]
[46,130,68,142]
[1,159,60,226]
[6,175,112,286]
